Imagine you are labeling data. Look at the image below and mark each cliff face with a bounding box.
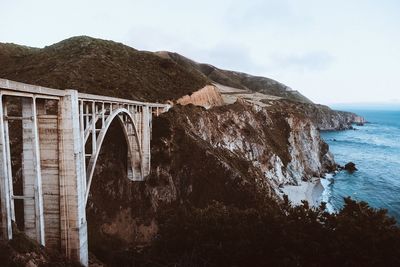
[85,100,337,263]
[157,101,336,188]
[293,102,366,130]
[211,82,364,131]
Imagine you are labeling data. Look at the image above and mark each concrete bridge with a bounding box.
[0,79,169,266]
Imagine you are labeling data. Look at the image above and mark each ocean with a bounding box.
[321,109,400,222]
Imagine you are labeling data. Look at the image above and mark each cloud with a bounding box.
[1,0,399,104]
[192,43,264,73]
[126,26,263,74]
[126,27,186,52]
[269,51,334,72]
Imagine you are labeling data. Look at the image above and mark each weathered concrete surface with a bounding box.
[21,98,45,245]
[0,95,12,240]
[38,112,60,250]
[58,90,88,266]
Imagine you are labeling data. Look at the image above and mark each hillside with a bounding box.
[154,51,363,129]
[0,36,208,102]
[0,36,314,105]
[157,51,313,103]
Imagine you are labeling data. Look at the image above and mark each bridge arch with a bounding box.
[84,108,142,205]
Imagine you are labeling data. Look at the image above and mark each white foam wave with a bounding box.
[320,176,335,213]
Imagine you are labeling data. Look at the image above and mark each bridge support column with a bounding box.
[37,100,61,250]
[0,95,13,240]
[141,105,152,177]
[126,121,142,181]
[58,90,88,266]
[122,106,140,181]
[21,98,45,245]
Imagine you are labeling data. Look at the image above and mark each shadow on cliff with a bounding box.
[86,119,156,265]
[85,103,275,265]
[85,102,341,266]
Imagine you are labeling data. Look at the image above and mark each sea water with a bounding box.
[321,109,400,221]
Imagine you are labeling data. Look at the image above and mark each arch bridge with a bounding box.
[0,79,169,266]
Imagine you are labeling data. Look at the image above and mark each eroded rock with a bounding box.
[344,162,358,173]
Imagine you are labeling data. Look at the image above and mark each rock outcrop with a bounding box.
[344,162,358,173]
[313,108,366,130]
[176,84,224,108]
[157,101,336,189]
[261,100,365,131]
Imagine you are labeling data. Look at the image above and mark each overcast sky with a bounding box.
[1,0,399,105]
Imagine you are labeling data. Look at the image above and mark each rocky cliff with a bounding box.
[158,101,336,189]
[84,99,339,263]
[268,100,365,131]
[289,102,366,130]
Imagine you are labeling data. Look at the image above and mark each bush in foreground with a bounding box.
[151,197,400,267]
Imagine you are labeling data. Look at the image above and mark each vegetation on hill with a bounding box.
[0,36,208,102]
[3,196,399,266]
[95,197,400,267]
[151,198,400,267]
[0,36,312,104]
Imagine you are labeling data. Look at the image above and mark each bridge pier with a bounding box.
[21,97,46,245]
[58,90,88,266]
[141,105,152,177]
[37,100,61,250]
[0,94,13,240]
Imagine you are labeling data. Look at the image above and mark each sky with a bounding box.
[1,0,399,105]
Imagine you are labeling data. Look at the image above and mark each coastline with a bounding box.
[280,119,367,210]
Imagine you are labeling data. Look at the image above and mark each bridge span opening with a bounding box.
[86,118,142,264]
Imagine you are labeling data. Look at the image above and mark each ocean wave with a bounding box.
[320,177,336,213]
[328,136,400,150]
[320,111,400,221]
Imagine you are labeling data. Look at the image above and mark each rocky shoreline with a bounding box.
[281,123,364,208]
[281,178,325,207]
